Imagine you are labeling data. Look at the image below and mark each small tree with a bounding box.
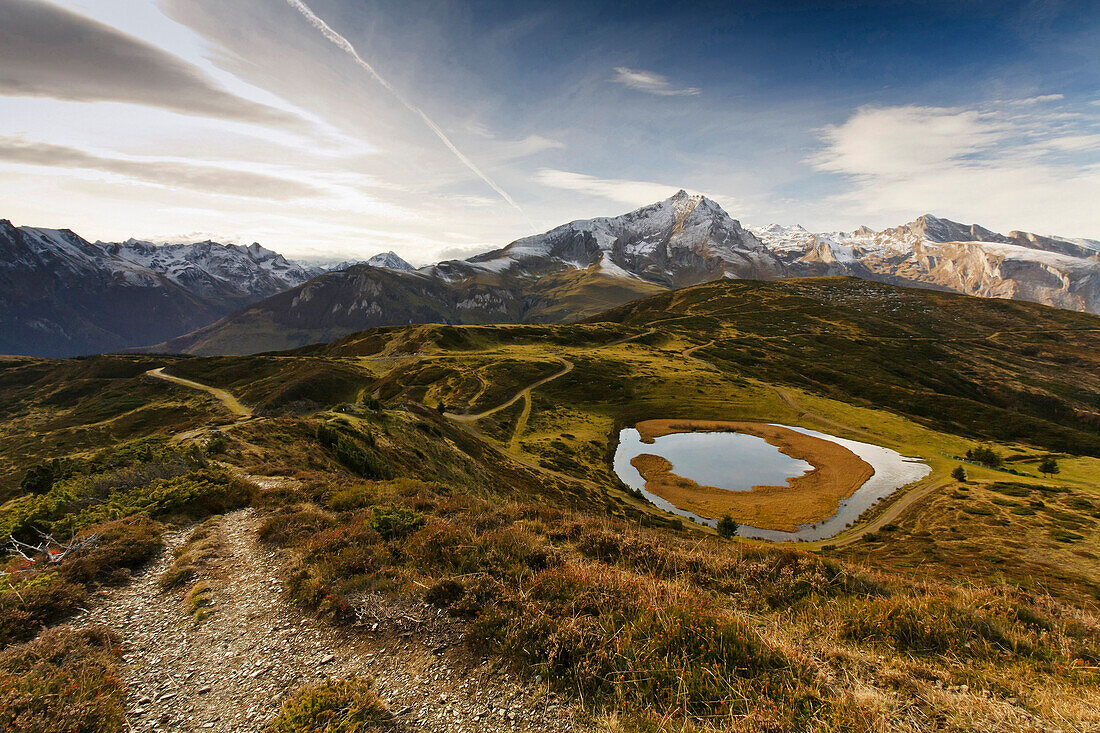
[20,461,57,495]
[967,446,1003,469]
[716,514,739,538]
[951,465,967,482]
[1037,457,1060,477]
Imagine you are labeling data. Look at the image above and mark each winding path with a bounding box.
[444,359,573,423]
[146,367,252,418]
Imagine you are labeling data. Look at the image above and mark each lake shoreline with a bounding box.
[629,420,875,531]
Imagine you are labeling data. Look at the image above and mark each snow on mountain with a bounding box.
[100,239,322,300]
[0,220,323,356]
[452,190,783,287]
[324,252,415,272]
[748,215,1100,314]
[366,251,415,271]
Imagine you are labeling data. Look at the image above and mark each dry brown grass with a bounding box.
[632,420,874,530]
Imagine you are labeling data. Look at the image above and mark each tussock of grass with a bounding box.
[184,580,214,622]
[161,517,222,590]
[267,676,393,732]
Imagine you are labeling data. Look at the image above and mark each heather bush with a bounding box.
[0,625,125,733]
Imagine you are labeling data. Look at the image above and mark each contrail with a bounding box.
[285,0,527,219]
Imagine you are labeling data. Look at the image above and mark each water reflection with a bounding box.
[613,424,930,541]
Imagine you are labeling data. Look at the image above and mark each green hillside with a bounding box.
[3,278,1099,732]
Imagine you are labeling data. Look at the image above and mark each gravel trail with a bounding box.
[77,509,590,732]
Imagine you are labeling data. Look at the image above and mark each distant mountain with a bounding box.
[427,190,782,286]
[11,193,1099,357]
[0,222,321,356]
[158,191,773,354]
[158,193,1100,355]
[323,252,416,272]
[749,214,1100,314]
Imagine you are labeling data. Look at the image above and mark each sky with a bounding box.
[1,0,1098,264]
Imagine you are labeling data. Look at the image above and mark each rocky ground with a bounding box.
[75,508,591,732]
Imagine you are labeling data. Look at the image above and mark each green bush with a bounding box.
[0,468,251,540]
[19,463,57,496]
[0,625,125,733]
[716,514,739,538]
[368,505,425,541]
[267,676,392,732]
[316,424,391,480]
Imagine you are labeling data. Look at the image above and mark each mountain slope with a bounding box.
[159,192,774,355]
[751,214,1100,313]
[0,222,320,356]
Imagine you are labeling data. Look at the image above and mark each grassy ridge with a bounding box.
[590,278,1100,455]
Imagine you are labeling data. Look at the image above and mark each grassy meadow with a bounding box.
[2,278,1099,731]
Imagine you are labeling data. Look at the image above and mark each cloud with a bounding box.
[808,104,1100,237]
[0,136,323,200]
[534,169,683,206]
[610,67,700,96]
[1010,93,1065,104]
[284,0,529,221]
[811,106,1006,177]
[0,0,302,128]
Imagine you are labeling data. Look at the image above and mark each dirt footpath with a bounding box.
[75,509,590,732]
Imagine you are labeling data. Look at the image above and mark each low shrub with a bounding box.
[327,484,378,512]
[368,505,424,541]
[0,578,88,647]
[1,515,164,646]
[58,516,163,585]
[267,676,392,732]
[316,424,391,480]
[1,468,253,540]
[0,625,125,732]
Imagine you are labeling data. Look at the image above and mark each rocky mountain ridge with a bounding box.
[750,213,1100,314]
[5,193,1098,357]
[0,223,323,356]
[160,192,1100,355]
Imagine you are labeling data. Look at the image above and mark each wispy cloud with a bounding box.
[0,136,322,200]
[1009,93,1065,105]
[0,0,302,129]
[284,0,528,221]
[610,67,700,96]
[534,169,682,206]
[809,103,1100,237]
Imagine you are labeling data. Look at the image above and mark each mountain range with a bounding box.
[156,191,1100,355]
[3,191,1098,356]
[0,222,326,357]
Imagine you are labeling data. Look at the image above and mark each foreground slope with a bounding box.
[3,277,1099,732]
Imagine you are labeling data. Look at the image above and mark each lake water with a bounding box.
[612,424,931,542]
[614,429,813,492]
